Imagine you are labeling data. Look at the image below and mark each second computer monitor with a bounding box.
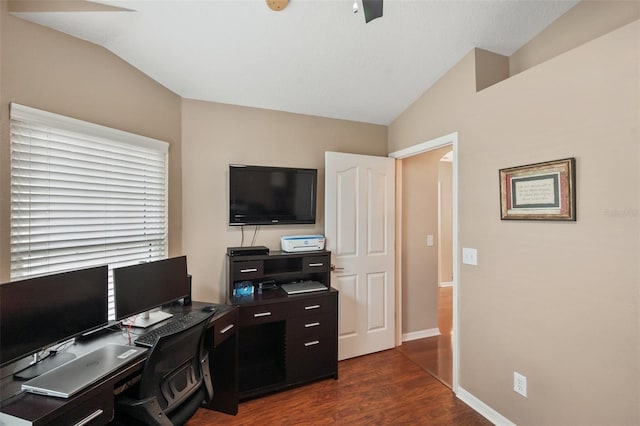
[114,256,189,328]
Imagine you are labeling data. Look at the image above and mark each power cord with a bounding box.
[251,225,260,246]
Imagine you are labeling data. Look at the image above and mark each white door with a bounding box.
[325,151,395,360]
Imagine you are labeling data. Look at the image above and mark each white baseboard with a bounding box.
[439,281,453,287]
[456,387,516,426]
[402,328,441,342]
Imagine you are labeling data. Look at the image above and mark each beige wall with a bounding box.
[389,10,639,426]
[180,99,387,303]
[0,4,182,281]
[510,0,640,76]
[438,159,453,285]
[401,146,451,334]
[388,50,476,153]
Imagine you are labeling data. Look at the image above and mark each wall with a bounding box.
[401,145,451,335]
[180,99,387,303]
[509,0,640,75]
[388,50,476,153]
[389,8,639,426]
[438,158,453,285]
[0,3,183,281]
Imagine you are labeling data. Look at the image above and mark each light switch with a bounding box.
[427,235,434,246]
[462,247,478,265]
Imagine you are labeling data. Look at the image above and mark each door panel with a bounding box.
[367,272,387,331]
[336,167,357,256]
[367,169,388,254]
[335,274,357,337]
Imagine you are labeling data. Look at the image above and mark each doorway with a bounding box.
[389,132,459,392]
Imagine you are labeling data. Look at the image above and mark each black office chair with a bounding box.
[113,317,213,426]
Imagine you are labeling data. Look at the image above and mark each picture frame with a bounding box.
[499,157,576,221]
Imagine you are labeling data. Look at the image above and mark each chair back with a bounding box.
[138,316,211,415]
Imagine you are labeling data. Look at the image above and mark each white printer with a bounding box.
[280,235,325,253]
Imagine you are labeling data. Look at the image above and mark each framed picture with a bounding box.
[499,157,576,221]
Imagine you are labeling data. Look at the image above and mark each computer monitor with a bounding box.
[0,265,109,380]
[113,256,190,328]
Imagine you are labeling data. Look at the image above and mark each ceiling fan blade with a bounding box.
[362,0,383,23]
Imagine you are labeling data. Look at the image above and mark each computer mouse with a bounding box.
[202,305,216,313]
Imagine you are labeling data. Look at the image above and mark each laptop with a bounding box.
[21,343,147,398]
[280,281,328,295]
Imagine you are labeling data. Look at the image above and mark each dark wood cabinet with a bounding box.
[227,250,338,400]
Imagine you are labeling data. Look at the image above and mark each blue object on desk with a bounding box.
[233,281,254,297]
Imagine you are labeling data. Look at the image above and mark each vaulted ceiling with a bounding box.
[11,0,578,125]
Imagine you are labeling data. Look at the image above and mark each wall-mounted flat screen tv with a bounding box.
[229,164,317,226]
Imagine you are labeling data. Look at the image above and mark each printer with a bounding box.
[280,235,325,253]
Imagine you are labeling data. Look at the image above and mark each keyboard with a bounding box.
[134,310,215,348]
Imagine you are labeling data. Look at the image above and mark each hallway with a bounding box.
[398,286,453,387]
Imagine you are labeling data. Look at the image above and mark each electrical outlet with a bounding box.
[514,371,527,397]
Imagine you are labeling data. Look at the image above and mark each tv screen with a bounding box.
[229,164,317,226]
[0,265,109,368]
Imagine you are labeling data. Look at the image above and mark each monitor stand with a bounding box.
[13,351,76,381]
[130,310,173,328]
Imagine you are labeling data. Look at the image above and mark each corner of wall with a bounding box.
[509,1,640,75]
[474,48,509,92]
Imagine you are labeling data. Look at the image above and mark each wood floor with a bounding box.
[187,287,482,425]
[398,286,453,387]
[187,345,489,425]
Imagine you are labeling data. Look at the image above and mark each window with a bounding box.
[10,103,169,318]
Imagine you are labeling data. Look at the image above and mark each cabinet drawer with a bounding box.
[287,336,337,384]
[213,310,238,347]
[232,260,263,280]
[287,293,336,317]
[49,386,113,426]
[302,255,329,273]
[240,303,287,326]
[287,312,335,340]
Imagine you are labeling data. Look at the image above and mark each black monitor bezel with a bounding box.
[113,256,190,321]
[0,265,109,368]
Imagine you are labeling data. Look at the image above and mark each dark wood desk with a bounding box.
[0,302,238,425]
[227,251,338,401]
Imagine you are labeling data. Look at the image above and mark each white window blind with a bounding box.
[10,103,169,318]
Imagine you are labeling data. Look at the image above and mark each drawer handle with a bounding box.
[304,340,320,347]
[220,324,234,334]
[74,409,104,426]
[240,268,258,273]
[254,312,272,318]
[305,304,320,310]
[308,263,324,267]
[305,322,320,328]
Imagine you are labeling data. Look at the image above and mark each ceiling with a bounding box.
[12,0,578,125]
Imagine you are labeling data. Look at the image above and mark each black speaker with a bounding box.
[183,273,192,306]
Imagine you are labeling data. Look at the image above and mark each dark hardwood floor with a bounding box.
[187,346,490,425]
[398,286,453,387]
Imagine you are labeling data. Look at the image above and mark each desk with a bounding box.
[0,302,238,425]
[227,251,338,400]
